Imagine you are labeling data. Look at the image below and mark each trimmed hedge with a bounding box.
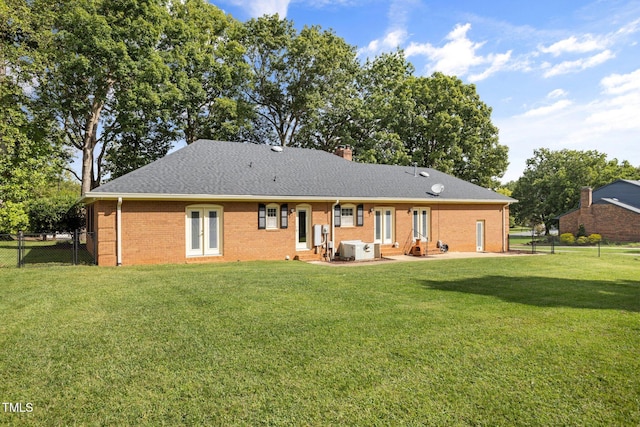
[560,232,602,246]
[560,233,575,244]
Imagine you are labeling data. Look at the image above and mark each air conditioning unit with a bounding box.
[339,240,374,261]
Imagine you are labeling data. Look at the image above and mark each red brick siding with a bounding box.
[95,200,117,266]
[91,200,509,266]
[560,204,640,242]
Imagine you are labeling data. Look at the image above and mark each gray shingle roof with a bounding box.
[592,179,640,211]
[87,139,514,203]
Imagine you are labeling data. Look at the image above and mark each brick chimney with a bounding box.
[580,187,592,210]
[334,146,352,161]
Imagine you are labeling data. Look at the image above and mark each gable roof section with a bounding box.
[557,179,640,218]
[592,179,640,211]
[85,139,514,204]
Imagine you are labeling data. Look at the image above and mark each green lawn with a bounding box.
[1,253,639,425]
[0,238,95,268]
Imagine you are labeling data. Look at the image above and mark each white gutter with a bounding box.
[117,197,123,266]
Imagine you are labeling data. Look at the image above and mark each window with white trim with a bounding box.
[258,203,288,230]
[266,204,279,229]
[341,206,354,227]
[334,204,364,227]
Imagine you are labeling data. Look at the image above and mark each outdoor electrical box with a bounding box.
[313,224,330,247]
[313,224,323,247]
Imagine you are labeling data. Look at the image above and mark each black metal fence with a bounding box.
[0,230,96,268]
[508,233,605,256]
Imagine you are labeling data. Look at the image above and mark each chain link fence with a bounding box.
[0,230,96,268]
[509,233,608,256]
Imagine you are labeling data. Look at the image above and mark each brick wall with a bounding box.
[560,204,640,242]
[94,200,117,266]
[91,199,509,266]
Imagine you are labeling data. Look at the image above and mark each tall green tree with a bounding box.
[0,0,67,232]
[511,148,640,233]
[37,0,174,194]
[405,72,507,187]
[348,52,507,185]
[241,15,359,148]
[77,0,249,180]
[351,50,413,165]
[162,0,248,145]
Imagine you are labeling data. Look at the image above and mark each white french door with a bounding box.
[374,208,394,244]
[186,207,222,256]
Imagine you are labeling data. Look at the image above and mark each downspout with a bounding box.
[331,200,339,261]
[117,197,123,266]
[502,203,508,253]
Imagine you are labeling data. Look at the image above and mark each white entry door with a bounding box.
[476,220,485,252]
[296,206,311,250]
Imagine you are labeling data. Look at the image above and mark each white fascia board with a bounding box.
[82,192,514,205]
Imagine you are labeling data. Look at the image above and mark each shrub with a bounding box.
[577,224,587,237]
[0,201,30,233]
[588,234,602,244]
[27,196,85,233]
[560,233,575,244]
[576,236,589,245]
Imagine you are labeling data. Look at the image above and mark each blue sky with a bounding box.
[212,0,640,183]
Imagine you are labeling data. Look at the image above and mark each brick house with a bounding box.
[558,180,640,242]
[82,140,515,266]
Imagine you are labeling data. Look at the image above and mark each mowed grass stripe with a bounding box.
[1,253,639,425]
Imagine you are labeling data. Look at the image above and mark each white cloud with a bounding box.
[520,100,573,118]
[468,51,512,82]
[547,89,568,99]
[615,18,640,36]
[405,23,512,81]
[222,0,291,17]
[538,35,608,56]
[600,68,640,95]
[534,18,639,80]
[358,29,408,56]
[405,23,486,76]
[543,49,615,78]
[583,69,640,135]
[498,68,640,182]
[357,0,416,57]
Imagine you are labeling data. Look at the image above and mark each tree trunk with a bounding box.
[80,100,105,196]
[80,143,93,196]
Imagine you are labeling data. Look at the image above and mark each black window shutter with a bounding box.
[357,204,364,226]
[334,204,341,227]
[258,204,266,229]
[280,204,288,229]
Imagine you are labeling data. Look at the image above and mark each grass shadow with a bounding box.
[1,241,96,267]
[22,243,74,265]
[421,276,640,312]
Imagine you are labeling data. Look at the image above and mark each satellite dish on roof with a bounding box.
[431,183,444,195]
[271,146,283,152]
[419,171,430,177]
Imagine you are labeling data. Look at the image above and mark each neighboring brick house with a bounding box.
[558,180,640,242]
[82,140,515,266]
